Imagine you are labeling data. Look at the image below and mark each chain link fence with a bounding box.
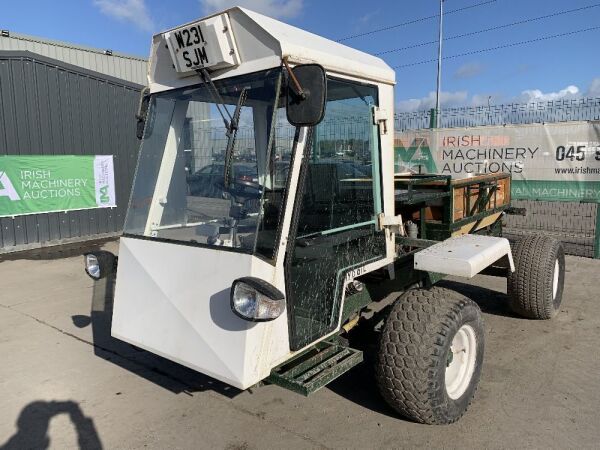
[185,114,374,173]
[503,200,598,258]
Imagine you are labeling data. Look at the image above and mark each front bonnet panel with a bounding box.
[111,237,290,389]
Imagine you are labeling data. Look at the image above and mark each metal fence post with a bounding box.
[429,108,437,129]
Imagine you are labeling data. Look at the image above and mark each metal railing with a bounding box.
[395,97,600,132]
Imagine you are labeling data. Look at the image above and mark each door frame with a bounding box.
[282,78,392,351]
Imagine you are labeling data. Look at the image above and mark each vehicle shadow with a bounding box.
[0,400,102,450]
[326,321,407,421]
[437,278,517,318]
[74,271,241,398]
[327,359,403,420]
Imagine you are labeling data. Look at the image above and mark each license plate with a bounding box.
[165,14,239,74]
[171,24,209,69]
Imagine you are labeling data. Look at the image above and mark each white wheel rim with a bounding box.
[445,324,477,400]
[552,259,560,300]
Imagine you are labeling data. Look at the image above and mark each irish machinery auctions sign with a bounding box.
[396,121,600,202]
[0,155,116,217]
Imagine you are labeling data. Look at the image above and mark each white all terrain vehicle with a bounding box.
[84,7,565,424]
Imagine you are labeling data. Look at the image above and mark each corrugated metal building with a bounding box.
[0,31,148,253]
[0,31,147,85]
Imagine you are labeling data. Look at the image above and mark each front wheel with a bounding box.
[375,287,485,424]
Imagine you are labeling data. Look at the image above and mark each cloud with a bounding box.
[200,0,303,19]
[358,9,380,24]
[454,62,485,79]
[93,0,154,31]
[396,82,592,113]
[518,85,580,103]
[397,90,470,113]
[470,94,496,107]
[588,78,600,97]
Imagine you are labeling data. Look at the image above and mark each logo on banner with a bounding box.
[0,171,21,201]
[395,137,438,173]
[94,156,114,206]
[99,185,110,203]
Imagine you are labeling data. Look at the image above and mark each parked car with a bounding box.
[314,158,370,179]
[187,163,258,198]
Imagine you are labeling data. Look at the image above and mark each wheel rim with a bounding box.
[445,324,477,400]
[552,259,560,300]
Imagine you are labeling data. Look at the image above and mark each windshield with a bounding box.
[124,68,295,260]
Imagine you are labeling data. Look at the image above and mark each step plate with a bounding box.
[267,341,363,396]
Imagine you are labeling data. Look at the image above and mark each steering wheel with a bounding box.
[214,179,263,202]
[232,179,262,192]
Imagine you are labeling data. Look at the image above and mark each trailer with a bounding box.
[83,7,566,424]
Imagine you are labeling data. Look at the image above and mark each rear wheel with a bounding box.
[507,235,565,319]
[375,287,484,424]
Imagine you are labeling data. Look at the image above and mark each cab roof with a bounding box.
[148,6,395,92]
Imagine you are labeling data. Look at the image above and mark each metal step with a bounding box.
[266,341,363,396]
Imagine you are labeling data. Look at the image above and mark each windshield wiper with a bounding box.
[196,68,248,187]
[197,68,234,132]
[223,87,248,186]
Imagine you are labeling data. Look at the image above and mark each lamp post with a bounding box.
[435,0,445,129]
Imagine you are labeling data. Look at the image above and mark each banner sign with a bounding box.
[395,121,600,202]
[0,155,116,217]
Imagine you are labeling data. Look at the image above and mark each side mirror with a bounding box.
[136,87,151,140]
[286,64,327,127]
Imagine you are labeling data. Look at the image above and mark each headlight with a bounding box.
[84,251,117,280]
[85,254,101,279]
[231,277,285,321]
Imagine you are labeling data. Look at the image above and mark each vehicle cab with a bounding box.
[109,7,396,389]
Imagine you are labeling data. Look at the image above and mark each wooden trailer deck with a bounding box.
[394,173,511,241]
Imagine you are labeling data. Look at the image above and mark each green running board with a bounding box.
[267,340,363,396]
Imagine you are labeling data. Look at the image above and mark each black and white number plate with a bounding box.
[165,14,239,74]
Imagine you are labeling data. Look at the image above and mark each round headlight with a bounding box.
[231,277,285,321]
[84,254,101,279]
[233,283,259,318]
[83,251,117,280]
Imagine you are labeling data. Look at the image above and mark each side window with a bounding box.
[297,78,379,236]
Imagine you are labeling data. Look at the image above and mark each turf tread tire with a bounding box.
[375,287,484,425]
[507,235,565,320]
